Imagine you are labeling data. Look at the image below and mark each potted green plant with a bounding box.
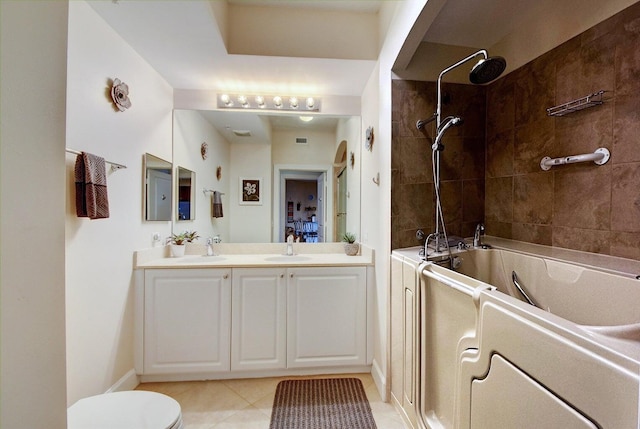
[169,231,199,257]
[342,232,359,256]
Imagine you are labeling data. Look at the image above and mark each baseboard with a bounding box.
[106,369,140,393]
[371,358,387,402]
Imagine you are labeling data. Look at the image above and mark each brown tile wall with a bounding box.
[391,2,640,259]
[391,80,486,249]
[485,2,640,260]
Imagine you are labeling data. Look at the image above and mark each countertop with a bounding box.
[135,242,374,269]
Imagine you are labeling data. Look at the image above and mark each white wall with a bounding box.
[336,116,362,240]
[0,2,69,427]
[360,0,427,400]
[272,129,336,165]
[229,143,272,242]
[173,110,231,242]
[65,1,174,405]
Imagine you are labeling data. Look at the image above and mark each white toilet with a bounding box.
[67,390,183,429]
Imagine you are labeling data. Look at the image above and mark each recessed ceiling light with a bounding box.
[299,116,313,122]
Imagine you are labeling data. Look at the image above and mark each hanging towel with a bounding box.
[212,191,223,218]
[75,152,110,219]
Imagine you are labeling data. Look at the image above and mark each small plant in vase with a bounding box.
[169,231,199,257]
[342,232,360,256]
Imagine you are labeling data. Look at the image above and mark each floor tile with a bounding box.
[137,373,410,429]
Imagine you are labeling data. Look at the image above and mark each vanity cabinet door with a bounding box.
[231,268,287,371]
[144,268,231,374]
[287,266,367,368]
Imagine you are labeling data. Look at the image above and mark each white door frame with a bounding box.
[273,164,334,243]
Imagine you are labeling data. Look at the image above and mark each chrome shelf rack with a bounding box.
[546,90,605,117]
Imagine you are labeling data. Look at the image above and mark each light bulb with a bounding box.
[306,97,315,109]
[255,96,265,108]
[220,94,232,106]
[237,95,249,108]
[289,97,299,109]
[273,96,283,108]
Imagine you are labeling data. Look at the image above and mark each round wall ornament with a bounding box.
[110,78,131,111]
[201,142,209,160]
[365,126,374,151]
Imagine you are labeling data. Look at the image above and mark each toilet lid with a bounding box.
[68,391,181,429]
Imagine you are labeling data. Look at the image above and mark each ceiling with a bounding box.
[89,0,637,139]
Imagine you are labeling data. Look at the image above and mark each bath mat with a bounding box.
[269,378,377,429]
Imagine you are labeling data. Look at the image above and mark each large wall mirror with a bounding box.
[143,153,172,221]
[172,109,361,243]
[176,166,195,221]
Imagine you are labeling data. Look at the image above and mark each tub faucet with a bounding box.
[206,237,215,256]
[473,223,485,248]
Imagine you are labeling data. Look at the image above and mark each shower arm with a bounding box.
[435,49,488,128]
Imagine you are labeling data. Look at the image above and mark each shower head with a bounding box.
[469,56,506,84]
[432,116,463,151]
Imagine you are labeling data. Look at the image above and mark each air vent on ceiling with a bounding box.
[232,130,252,137]
[295,137,308,144]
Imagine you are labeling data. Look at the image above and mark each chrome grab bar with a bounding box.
[511,271,538,307]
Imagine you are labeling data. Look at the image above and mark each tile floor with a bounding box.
[136,373,408,429]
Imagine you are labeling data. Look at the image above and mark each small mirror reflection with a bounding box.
[177,166,195,221]
[144,153,172,221]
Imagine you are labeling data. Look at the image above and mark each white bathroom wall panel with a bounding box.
[173,110,231,242]
[0,2,69,428]
[65,0,174,406]
[271,129,336,166]
[229,142,272,243]
[336,116,362,240]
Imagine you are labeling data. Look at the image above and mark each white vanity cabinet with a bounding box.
[390,253,419,428]
[287,266,367,368]
[142,268,231,375]
[135,258,371,381]
[231,268,287,371]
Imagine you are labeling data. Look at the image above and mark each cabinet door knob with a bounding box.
[223,274,229,279]
[280,273,284,278]
[290,273,294,278]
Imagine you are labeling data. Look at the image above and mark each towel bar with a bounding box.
[203,188,225,196]
[65,148,127,170]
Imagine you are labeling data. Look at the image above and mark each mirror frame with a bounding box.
[176,166,196,221]
[143,153,173,221]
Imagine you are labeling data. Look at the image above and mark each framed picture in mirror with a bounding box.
[239,177,262,205]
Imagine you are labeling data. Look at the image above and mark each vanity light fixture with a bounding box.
[217,94,321,112]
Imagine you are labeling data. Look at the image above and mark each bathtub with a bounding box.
[414,238,640,429]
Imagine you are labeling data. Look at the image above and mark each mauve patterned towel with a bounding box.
[213,190,223,218]
[75,152,110,219]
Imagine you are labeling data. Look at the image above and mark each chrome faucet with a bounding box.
[473,223,485,248]
[206,237,215,256]
[286,235,294,256]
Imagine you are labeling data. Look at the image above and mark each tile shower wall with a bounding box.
[485,2,640,260]
[391,80,486,249]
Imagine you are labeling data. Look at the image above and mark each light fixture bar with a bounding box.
[217,94,321,112]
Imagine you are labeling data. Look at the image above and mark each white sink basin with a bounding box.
[168,255,226,264]
[263,255,311,262]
